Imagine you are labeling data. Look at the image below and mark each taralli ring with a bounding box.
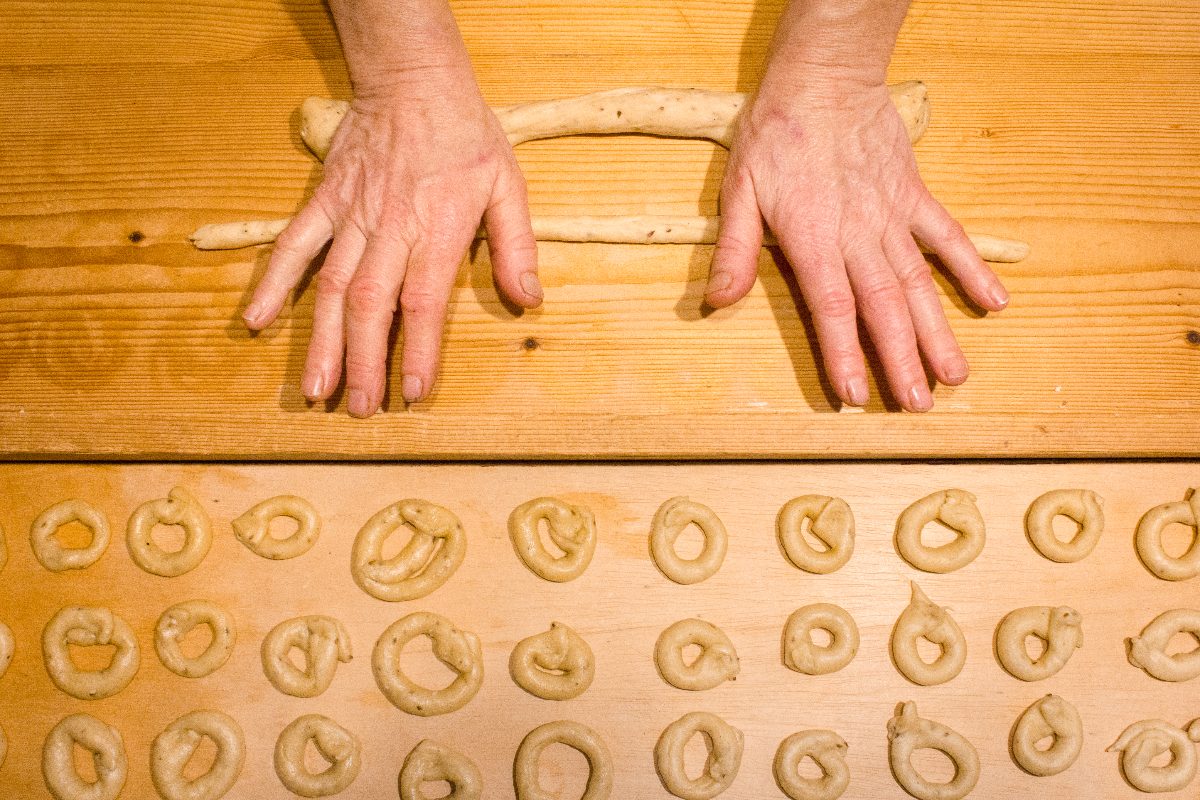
[351,499,466,601]
[649,497,728,585]
[509,497,597,582]
[509,622,595,700]
[126,487,212,577]
[42,713,127,800]
[1108,718,1200,793]
[894,489,985,573]
[655,711,743,800]
[261,615,352,698]
[776,496,855,574]
[151,710,245,800]
[1135,489,1200,581]
[782,603,859,676]
[655,618,739,691]
[774,730,850,800]
[154,600,236,678]
[887,702,980,800]
[400,739,482,800]
[1010,694,1083,777]
[514,720,613,800]
[274,714,362,798]
[1127,608,1200,682]
[232,494,320,560]
[890,583,966,686]
[372,611,483,716]
[0,620,13,680]
[994,606,1083,681]
[31,499,110,572]
[1024,489,1104,563]
[43,605,140,700]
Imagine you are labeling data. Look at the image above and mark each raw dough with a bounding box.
[150,710,245,800]
[42,713,127,800]
[232,494,320,560]
[782,603,859,676]
[261,615,351,698]
[887,702,979,800]
[890,583,967,686]
[654,618,739,691]
[0,620,13,680]
[1135,489,1200,581]
[274,714,361,798]
[509,622,594,700]
[655,712,743,799]
[43,605,140,700]
[1128,608,1200,682]
[1010,694,1082,777]
[126,487,212,577]
[399,739,482,800]
[776,496,855,574]
[1108,718,1200,793]
[31,499,110,572]
[154,600,236,679]
[351,499,466,601]
[372,611,483,716]
[649,497,728,585]
[773,730,850,800]
[894,490,985,573]
[994,606,1083,681]
[1024,489,1104,562]
[513,720,612,800]
[508,496,597,582]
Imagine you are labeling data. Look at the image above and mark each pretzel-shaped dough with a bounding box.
[1108,718,1200,793]
[153,600,235,679]
[773,730,850,800]
[782,603,859,676]
[372,611,483,716]
[274,714,362,798]
[1128,608,1200,682]
[31,499,110,572]
[776,496,855,574]
[232,494,319,560]
[400,739,482,800]
[890,583,966,686]
[1024,489,1104,563]
[1010,694,1082,777]
[261,615,351,698]
[151,710,245,800]
[509,622,595,700]
[655,711,743,800]
[42,713,127,800]
[126,487,212,577]
[894,490,985,573]
[1135,489,1200,581]
[655,618,739,691]
[887,702,979,800]
[351,499,466,601]
[514,720,613,800]
[509,497,597,582]
[994,606,1083,682]
[649,497,728,585]
[43,605,140,700]
[0,620,13,680]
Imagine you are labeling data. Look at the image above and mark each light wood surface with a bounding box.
[1,462,1199,798]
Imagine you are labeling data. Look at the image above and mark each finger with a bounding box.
[484,164,542,308]
[911,195,1009,312]
[243,201,333,329]
[343,231,410,418]
[398,232,474,404]
[706,169,764,307]
[884,229,968,386]
[300,225,367,403]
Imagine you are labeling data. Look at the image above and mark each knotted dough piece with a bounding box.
[890,583,967,686]
[776,496,855,574]
[151,710,245,800]
[31,499,110,572]
[400,739,482,800]
[894,490,985,573]
[654,618,739,691]
[1127,608,1200,682]
[43,605,140,700]
[372,611,483,716]
[126,487,212,577]
[509,497,597,582]
[274,714,362,798]
[261,615,352,698]
[0,620,13,680]
[994,606,1083,681]
[887,702,979,800]
[655,711,743,799]
[351,499,466,601]
[649,497,728,585]
[232,494,320,560]
[773,730,850,800]
[1135,489,1200,581]
[1009,694,1082,777]
[155,599,236,678]
[1108,718,1200,793]
[42,713,127,800]
[514,720,613,800]
[1024,489,1104,563]
[509,622,594,700]
[782,603,859,676]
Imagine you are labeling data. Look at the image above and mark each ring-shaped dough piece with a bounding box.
[0,620,13,680]
[42,713,127,800]
[514,720,613,800]
[399,739,482,800]
[1135,489,1200,581]
[887,702,980,800]
[649,497,728,585]
[43,606,140,700]
[232,495,320,560]
[1009,694,1083,777]
[509,622,595,700]
[372,611,483,716]
[31,499,111,572]
[655,712,743,800]
[782,603,859,676]
[894,490,985,573]
[1128,608,1200,682]
[655,618,739,691]
[274,714,362,798]
[126,487,212,577]
[1108,718,1200,793]
[890,583,966,686]
[154,600,236,679]
[773,730,850,800]
[1024,489,1104,563]
[351,499,466,601]
[261,615,352,698]
[151,710,245,800]
[776,496,855,574]
[994,606,1083,682]
[509,497,597,582]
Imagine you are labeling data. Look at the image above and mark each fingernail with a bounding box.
[706,271,733,297]
[401,374,423,404]
[989,286,1009,309]
[520,272,543,300]
[908,384,933,412]
[943,358,969,385]
[348,389,374,417]
[844,376,869,406]
[242,301,264,326]
[302,371,325,400]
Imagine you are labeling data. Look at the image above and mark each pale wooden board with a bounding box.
[1,462,1199,798]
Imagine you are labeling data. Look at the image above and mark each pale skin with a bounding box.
[243,0,1008,417]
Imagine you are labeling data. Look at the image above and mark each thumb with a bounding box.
[483,163,542,309]
[706,170,763,307]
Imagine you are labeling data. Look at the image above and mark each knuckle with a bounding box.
[399,288,443,318]
[856,275,903,308]
[894,256,933,291]
[346,278,393,316]
[314,269,350,300]
[809,287,857,321]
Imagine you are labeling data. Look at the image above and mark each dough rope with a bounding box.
[31,499,110,572]
[1010,694,1082,777]
[42,713,127,800]
[274,714,362,798]
[514,720,613,800]
[0,620,13,680]
[994,606,1083,681]
[655,711,743,800]
[232,494,320,560]
[351,499,466,601]
[1024,489,1104,563]
[1128,608,1200,682]
[773,730,850,800]
[782,603,859,676]
[1135,489,1200,581]
[508,497,597,582]
[151,710,245,800]
[887,702,980,800]
[400,739,482,800]
[654,618,739,691]
[154,600,236,678]
[776,496,855,574]
[43,605,140,700]
[890,583,967,686]
[372,611,483,716]
[894,490,985,573]
[261,615,351,698]
[509,622,595,700]
[649,497,728,585]
[1108,718,1200,793]
[126,487,212,577]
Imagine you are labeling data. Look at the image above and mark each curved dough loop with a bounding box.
[514,720,613,800]
[887,702,980,800]
[154,600,236,679]
[1024,489,1104,563]
[1108,718,1200,793]
[151,710,245,800]
[31,499,111,572]
[0,620,13,680]
[261,615,351,698]
[655,711,744,800]
[509,622,595,700]
[895,490,985,573]
[890,583,967,686]
[649,497,728,585]
[655,618,739,691]
[400,739,482,800]
[351,499,466,601]
[274,714,362,798]
[509,497,597,582]
[126,487,212,577]
[43,606,140,700]
[994,606,1083,682]
[1010,694,1082,777]
[1135,489,1200,581]
[782,603,859,676]
[776,496,855,574]
[42,713,127,800]
[1128,608,1200,682]
[372,611,483,716]
[232,495,320,560]
[773,730,850,800]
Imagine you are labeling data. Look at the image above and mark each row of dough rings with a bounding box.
[649,496,728,585]
[895,489,986,573]
[509,622,594,700]
[1128,608,1200,681]
[261,615,352,698]
[777,495,855,575]
[372,611,483,716]
[154,600,236,679]
[782,603,859,676]
[1108,718,1200,793]
[151,710,245,800]
[515,720,613,800]
[887,702,979,800]
[509,496,597,582]
[1025,488,1104,562]
[773,730,849,800]
[994,605,1083,681]
[127,487,212,577]
[0,620,12,680]
[351,499,466,601]
[43,605,140,700]
[890,583,966,686]
[654,618,739,691]
[1011,694,1083,777]
[1136,488,1200,581]
[275,714,362,797]
[43,714,127,800]
[655,711,743,800]
[232,494,319,560]
[401,739,483,800]
[32,499,111,572]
